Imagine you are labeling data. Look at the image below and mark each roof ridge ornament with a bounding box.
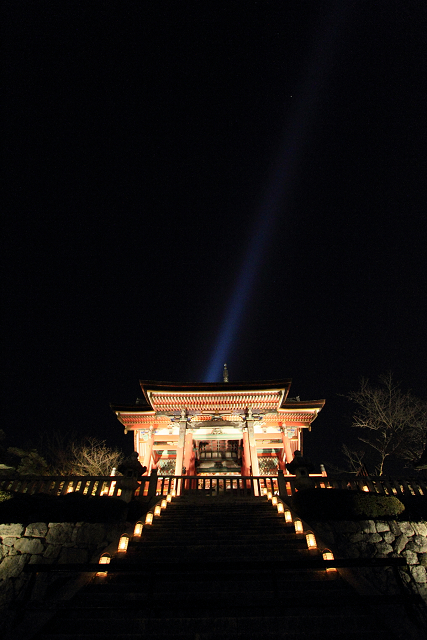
[223,363,229,382]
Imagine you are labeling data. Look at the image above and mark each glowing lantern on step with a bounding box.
[166,494,172,503]
[171,488,176,497]
[306,532,317,549]
[154,504,161,517]
[271,496,278,506]
[161,499,167,509]
[145,512,153,525]
[96,554,111,577]
[277,502,284,514]
[118,534,130,552]
[323,550,337,572]
[294,519,303,534]
[262,487,268,496]
[134,522,143,537]
[284,510,292,523]
[267,491,273,500]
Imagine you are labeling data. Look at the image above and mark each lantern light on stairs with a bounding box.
[267,491,273,500]
[118,534,130,552]
[96,554,111,577]
[305,532,317,549]
[145,512,153,525]
[154,504,162,516]
[134,521,143,537]
[171,488,176,497]
[277,502,284,514]
[166,494,172,503]
[161,499,167,509]
[271,495,278,506]
[284,510,292,523]
[294,519,303,533]
[322,550,337,572]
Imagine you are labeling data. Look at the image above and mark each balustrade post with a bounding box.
[147,468,158,498]
[277,469,287,499]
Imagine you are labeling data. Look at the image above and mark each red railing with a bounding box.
[1,473,425,499]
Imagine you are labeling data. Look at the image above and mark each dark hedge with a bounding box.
[290,489,405,521]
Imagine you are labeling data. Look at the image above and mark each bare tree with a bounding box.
[346,373,427,475]
[68,438,124,476]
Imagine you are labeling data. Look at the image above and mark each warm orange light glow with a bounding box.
[96,554,111,577]
[271,496,278,506]
[134,522,143,537]
[161,499,167,509]
[277,502,284,514]
[108,481,117,496]
[145,512,153,525]
[306,532,317,549]
[154,504,161,516]
[362,485,370,492]
[166,494,172,502]
[284,510,292,523]
[294,519,303,533]
[267,491,273,500]
[262,487,268,496]
[171,488,176,497]
[323,550,337,572]
[118,534,130,552]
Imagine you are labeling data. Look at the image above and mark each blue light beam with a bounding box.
[204,3,350,382]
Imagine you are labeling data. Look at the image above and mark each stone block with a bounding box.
[399,522,415,536]
[402,549,418,565]
[2,537,18,547]
[409,565,427,584]
[348,532,366,543]
[24,523,48,538]
[419,553,427,567]
[383,532,395,544]
[14,537,44,555]
[406,535,427,553]
[75,523,106,546]
[394,534,409,554]
[375,542,393,557]
[0,524,24,537]
[58,547,89,564]
[369,533,383,543]
[359,520,376,534]
[0,554,29,579]
[43,544,61,559]
[388,521,402,536]
[375,521,390,533]
[45,523,74,544]
[412,522,427,536]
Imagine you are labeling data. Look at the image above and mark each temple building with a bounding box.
[110,368,325,476]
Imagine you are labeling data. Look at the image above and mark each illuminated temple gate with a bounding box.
[111,375,324,477]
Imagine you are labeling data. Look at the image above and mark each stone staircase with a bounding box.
[31,495,406,639]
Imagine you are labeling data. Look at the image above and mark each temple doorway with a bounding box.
[195,438,242,475]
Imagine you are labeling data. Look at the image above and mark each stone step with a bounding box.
[36,611,398,638]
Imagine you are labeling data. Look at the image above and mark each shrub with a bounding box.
[0,492,128,524]
[0,490,13,503]
[291,488,405,520]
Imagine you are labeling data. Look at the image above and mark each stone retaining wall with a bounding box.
[312,519,427,603]
[0,520,124,630]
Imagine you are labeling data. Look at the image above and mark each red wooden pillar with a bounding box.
[281,431,293,471]
[143,432,154,472]
[242,432,251,476]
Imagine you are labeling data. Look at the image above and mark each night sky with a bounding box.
[3,1,427,470]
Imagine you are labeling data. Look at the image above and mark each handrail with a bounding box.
[1,473,426,499]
